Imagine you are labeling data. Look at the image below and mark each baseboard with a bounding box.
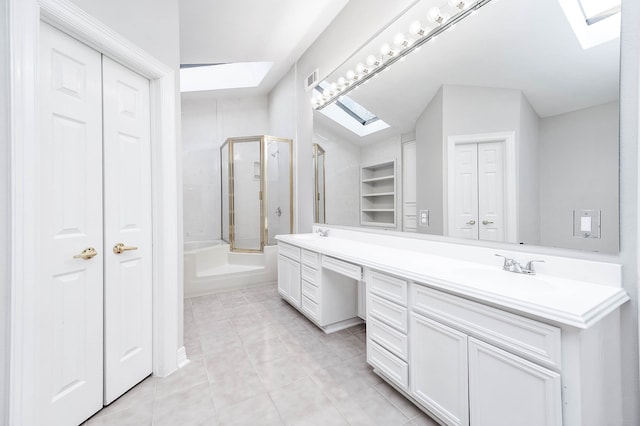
[176,346,190,368]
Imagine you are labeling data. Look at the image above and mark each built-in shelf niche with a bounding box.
[360,160,396,227]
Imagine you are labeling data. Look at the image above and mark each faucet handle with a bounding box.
[494,254,512,269]
[525,259,545,272]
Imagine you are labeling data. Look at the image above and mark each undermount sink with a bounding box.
[289,233,322,240]
[446,267,558,293]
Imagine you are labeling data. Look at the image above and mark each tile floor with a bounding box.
[84,283,439,425]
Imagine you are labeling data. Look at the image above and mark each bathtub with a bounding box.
[183,240,277,297]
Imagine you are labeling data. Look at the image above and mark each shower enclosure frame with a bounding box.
[221,135,294,253]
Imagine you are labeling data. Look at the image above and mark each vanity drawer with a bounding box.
[322,255,362,280]
[368,316,408,361]
[302,279,319,303]
[301,249,319,268]
[369,293,408,333]
[369,270,408,307]
[412,284,562,369]
[368,339,408,390]
[301,264,319,284]
[301,295,319,322]
[278,242,300,261]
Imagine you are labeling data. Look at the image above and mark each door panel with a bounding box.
[478,142,505,241]
[102,56,153,404]
[468,338,562,426]
[453,144,478,239]
[38,22,104,425]
[411,314,469,426]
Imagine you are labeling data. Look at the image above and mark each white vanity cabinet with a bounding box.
[277,242,301,307]
[366,270,410,390]
[278,241,362,332]
[410,284,562,426]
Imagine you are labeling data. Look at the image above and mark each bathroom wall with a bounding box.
[416,87,444,235]
[278,0,417,234]
[0,0,9,421]
[518,96,541,245]
[313,122,360,227]
[539,102,619,253]
[182,95,269,243]
[416,85,540,242]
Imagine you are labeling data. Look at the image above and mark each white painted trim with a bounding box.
[8,0,180,423]
[445,131,517,243]
[176,346,190,369]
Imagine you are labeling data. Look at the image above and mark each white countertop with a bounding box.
[276,233,629,329]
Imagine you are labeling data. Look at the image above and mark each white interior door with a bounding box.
[452,142,505,241]
[37,22,104,425]
[477,142,505,241]
[453,143,479,239]
[102,56,153,404]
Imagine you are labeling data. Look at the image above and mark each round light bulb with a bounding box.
[393,32,406,48]
[331,82,338,91]
[380,43,391,55]
[427,6,441,23]
[355,63,365,74]
[448,0,466,9]
[346,70,355,81]
[409,20,423,36]
[366,54,377,67]
[337,77,346,86]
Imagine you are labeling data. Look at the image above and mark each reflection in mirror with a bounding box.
[313,143,326,224]
[313,0,620,253]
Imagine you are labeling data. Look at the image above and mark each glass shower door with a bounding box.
[265,137,292,245]
[230,137,263,252]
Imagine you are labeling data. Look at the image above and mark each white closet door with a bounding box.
[102,56,153,404]
[37,22,104,425]
[477,142,505,241]
[452,143,479,239]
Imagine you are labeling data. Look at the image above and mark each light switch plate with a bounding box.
[573,210,601,239]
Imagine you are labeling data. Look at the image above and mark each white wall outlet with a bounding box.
[420,210,429,226]
[573,210,601,239]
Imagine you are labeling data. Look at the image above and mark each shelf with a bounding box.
[362,192,395,197]
[362,175,395,183]
[361,160,396,228]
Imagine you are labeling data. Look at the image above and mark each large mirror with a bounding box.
[313,0,620,253]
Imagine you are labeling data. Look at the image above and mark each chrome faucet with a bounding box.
[495,254,544,275]
[317,228,329,237]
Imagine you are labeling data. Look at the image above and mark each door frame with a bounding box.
[8,0,182,424]
[445,131,517,243]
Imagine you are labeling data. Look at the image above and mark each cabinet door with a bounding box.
[410,314,469,426]
[468,337,562,426]
[277,254,290,298]
[277,255,301,307]
[288,257,301,307]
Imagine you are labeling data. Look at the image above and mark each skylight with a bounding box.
[558,0,620,49]
[180,62,273,92]
[315,81,389,137]
[578,0,621,25]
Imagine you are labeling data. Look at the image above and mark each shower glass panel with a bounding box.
[221,135,293,252]
[221,143,230,243]
[313,144,326,224]
[231,137,262,252]
[266,137,293,245]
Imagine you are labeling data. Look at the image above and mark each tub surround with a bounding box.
[276,226,628,425]
[184,243,277,297]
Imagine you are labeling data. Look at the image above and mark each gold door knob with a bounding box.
[113,243,138,254]
[73,247,98,260]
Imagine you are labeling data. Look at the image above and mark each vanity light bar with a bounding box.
[313,0,494,110]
